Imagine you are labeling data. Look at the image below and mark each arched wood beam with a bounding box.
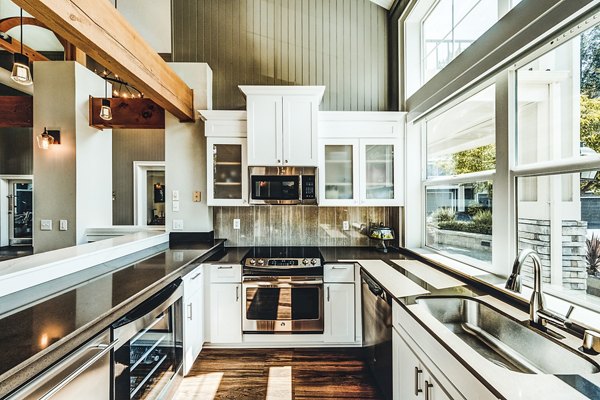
[0,34,48,62]
[0,16,68,49]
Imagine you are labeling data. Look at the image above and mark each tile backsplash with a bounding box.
[214,206,401,247]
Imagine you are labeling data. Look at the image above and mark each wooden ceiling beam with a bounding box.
[0,96,33,127]
[12,0,194,121]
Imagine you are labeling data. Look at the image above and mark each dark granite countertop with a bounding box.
[0,239,225,397]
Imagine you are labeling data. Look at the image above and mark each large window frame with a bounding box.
[404,0,600,313]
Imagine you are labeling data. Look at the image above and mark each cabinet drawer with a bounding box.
[324,264,355,283]
[209,264,242,283]
[183,265,204,295]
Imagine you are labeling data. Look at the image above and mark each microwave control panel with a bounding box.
[302,176,316,200]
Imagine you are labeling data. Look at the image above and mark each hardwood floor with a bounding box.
[174,348,384,400]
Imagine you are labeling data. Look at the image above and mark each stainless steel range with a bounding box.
[242,247,324,334]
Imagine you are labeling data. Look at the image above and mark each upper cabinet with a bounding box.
[319,112,406,206]
[240,86,325,167]
[200,110,249,206]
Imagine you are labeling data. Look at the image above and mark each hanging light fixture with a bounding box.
[37,128,60,150]
[11,9,33,86]
[100,78,112,121]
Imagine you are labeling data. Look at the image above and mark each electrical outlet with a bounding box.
[342,221,350,231]
[233,218,240,230]
[40,220,52,231]
[193,191,201,202]
[173,219,184,230]
[172,190,180,201]
[59,220,68,231]
[172,201,180,212]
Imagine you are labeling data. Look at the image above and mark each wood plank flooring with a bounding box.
[174,348,384,400]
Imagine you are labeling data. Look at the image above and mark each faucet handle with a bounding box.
[582,330,600,355]
[565,305,575,319]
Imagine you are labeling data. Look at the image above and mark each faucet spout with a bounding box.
[505,249,545,325]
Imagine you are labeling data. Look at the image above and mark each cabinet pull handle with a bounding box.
[236,286,240,302]
[331,266,348,270]
[327,286,330,301]
[414,367,423,395]
[218,266,233,269]
[424,380,433,400]
[277,159,281,164]
[191,272,202,280]
[188,303,193,320]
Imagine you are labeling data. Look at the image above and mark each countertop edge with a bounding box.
[0,239,225,398]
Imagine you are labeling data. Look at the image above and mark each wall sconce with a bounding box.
[37,128,60,150]
[10,9,33,86]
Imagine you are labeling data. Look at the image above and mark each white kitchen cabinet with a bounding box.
[241,86,325,167]
[393,328,451,400]
[206,137,248,206]
[323,283,355,343]
[319,138,402,206]
[183,266,204,375]
[209,283,242,344]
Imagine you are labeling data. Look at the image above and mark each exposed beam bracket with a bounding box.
[89,96,165,130]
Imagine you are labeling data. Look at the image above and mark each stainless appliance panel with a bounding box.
[362,272,392,400]
[249,166,317,205]
[6,330,115,400]
[242,276,324,333]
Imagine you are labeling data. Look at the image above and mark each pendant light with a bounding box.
[37,128,55,150]
[100,79,112,121]
[11,9,33,86]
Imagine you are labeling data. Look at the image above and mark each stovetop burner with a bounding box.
[242,246,323,276]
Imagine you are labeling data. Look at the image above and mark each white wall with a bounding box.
[165,63,213,233]
[33,62,112,253]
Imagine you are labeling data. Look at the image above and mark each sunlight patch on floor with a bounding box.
[173,372,223,400]
[265,366,292,400]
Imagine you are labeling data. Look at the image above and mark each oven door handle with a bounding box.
[243,280,323,288]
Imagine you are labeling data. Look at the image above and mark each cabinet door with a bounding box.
[247,95,283,166]
[324,283,355,343]
[359,139,403,206]
[319,140,359,206]
[183,269,204,375]
[282,96,318,166]
[209,283,242,344]
[207,138,248,206]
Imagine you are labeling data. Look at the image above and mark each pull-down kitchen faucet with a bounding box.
[506,249,577,327]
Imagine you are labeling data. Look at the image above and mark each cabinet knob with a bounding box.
[285,160,288,164]
[277,159,281,164]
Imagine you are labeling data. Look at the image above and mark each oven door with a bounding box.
[250,175,301,205]
[243,277,324,333]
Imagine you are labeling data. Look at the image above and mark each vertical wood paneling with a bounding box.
[0,128,32,175]
[173,0,388,111]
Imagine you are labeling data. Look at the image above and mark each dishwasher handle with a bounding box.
[112,278,182,329]
[363,274,384,297]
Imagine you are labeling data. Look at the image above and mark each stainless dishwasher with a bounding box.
[6,329,116,400]
[362,270,392,400]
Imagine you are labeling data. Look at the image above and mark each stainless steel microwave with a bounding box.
[249,166,317,205]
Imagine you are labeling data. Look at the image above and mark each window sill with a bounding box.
[407,247,600,329]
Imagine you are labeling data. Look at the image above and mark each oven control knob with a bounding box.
[257,259,265,266]
[302,258,309,265]
[310,258,318,265]
[249,258,256,265]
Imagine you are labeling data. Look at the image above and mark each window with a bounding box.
[423,0,498,82]
[514,22,600,305]
[424,85,495,269]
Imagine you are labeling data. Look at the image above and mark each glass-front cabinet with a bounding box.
[319,138,402,206]
[319,140,359,206]
[207,137,248,206]
[360,140,401,205]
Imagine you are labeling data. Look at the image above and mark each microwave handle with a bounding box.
[112,279,182,328]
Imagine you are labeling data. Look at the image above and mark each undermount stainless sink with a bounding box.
[416,296,600,374]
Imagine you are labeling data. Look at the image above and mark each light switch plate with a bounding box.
[342,221,350,231]
[172,201,180,212]
[233,218,240,230]
[172,190,180,201]
[173,219,184,230]
[193,191,201,202]
[40,220,52,231]
[59,220,68,231]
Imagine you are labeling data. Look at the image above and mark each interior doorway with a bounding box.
[133,162,166,226]
[0,177,33,247]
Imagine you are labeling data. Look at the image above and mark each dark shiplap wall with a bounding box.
[0,128,32,175]
[173,0,389,111]
[112,129,165,225]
